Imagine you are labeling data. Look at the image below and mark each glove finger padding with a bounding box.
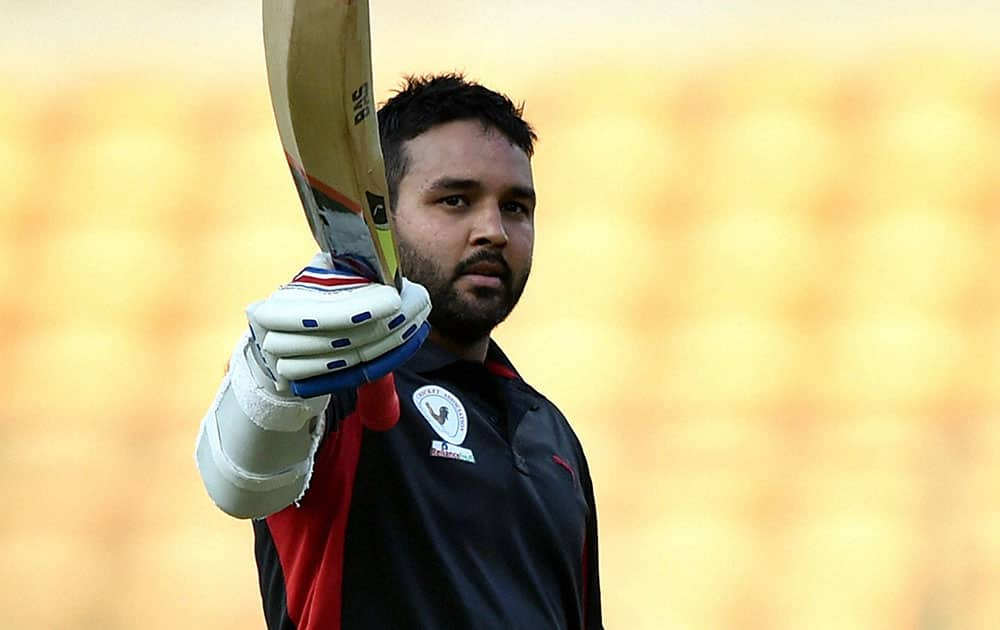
[274,317,425,379]
[399,277,432,328]
[260,321,386,357]
[249,283,401,332]
[259,280,429,357]
[289,322,431,398]
[244,258,432,397]
[274,279,431,382]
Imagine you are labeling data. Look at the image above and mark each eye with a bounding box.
[439,195,468,208]
[502,201,531,216]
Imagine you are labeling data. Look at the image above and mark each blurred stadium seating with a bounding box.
[0,41,998,630]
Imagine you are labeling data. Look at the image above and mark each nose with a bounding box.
[470,204,508,248]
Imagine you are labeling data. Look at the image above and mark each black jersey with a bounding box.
[253,340,603,629]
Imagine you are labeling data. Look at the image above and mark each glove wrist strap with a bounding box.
[230,334,330,432]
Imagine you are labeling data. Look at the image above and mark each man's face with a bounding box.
[393,119,535,344]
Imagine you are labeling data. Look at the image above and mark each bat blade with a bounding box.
[263,0,400,288]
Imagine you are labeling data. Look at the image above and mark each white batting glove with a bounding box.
[245,253,431,398]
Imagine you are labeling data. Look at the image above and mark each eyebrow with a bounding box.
[427,177,536,203]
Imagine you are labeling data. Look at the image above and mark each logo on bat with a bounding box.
[365,191,388,225]
[352,82,371,124]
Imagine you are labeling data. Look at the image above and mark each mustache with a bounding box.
[454,250,512,282]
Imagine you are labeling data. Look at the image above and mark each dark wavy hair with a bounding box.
[377,73,537,207]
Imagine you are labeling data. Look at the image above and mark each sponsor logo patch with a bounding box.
[413,385,474,464]
[430,440,476,464]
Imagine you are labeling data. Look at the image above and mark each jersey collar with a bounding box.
[405,337,521,381]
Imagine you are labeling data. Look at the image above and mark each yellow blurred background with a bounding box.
[2,2,999,629]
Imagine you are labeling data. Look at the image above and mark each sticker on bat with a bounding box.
[352,82,371,124]
[365,191,388,226]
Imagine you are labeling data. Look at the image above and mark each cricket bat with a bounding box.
[262,0,412,416]
[262,0,401,290]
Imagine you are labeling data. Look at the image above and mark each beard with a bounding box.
[397,239,530,345]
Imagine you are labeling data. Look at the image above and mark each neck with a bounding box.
[428,328,490,362]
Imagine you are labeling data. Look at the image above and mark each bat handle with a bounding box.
[357,373,400,431]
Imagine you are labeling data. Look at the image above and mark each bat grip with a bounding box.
[357,373,400,431]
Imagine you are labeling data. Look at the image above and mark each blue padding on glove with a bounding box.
[290,322,431,398]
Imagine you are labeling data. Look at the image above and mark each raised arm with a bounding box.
[195,253,430,518]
